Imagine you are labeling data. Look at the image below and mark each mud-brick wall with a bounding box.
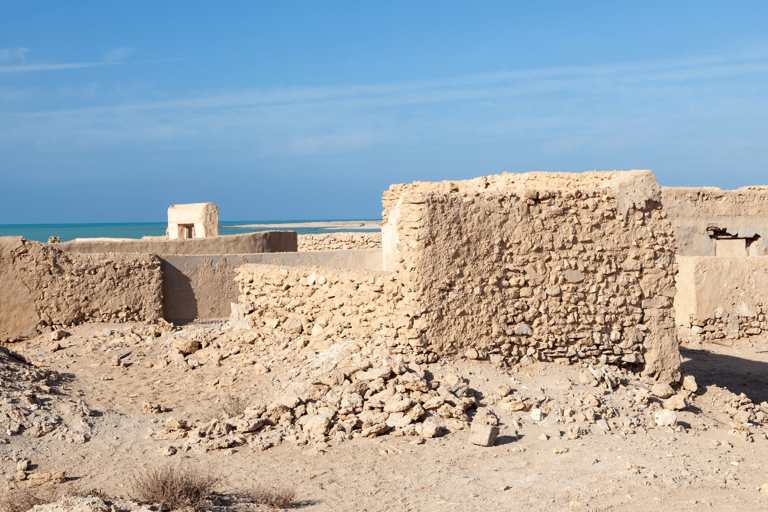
[231,264,436,356]
[661,186,768,256]
[675,256,768,340]
[0,237,163,341]
[384,171,681,383]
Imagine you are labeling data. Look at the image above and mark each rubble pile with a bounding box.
[150,352,473,453]
[298,233,381,251]
[0,346,92,444]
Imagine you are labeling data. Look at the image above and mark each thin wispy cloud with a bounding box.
[0,47,29,61]
[0,46,132,74]
[102,47,134,62]
[2,49,768,159]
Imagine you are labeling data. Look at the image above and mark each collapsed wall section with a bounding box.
[231,264,437,360]
[384,170,681,383]
[0,237,163,341]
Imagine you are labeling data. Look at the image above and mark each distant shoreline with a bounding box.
[229,220,382,230]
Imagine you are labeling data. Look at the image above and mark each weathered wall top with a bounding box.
[57,231,297,256]
[383,170,660,221]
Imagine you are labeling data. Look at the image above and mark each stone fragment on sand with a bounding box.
[759,483,768,496]
[596,419,611,432]
[651,383,675,399]
[361,423,389,437]
[469,422,499,447]
[355,367,392,382]
[465,348,480,360]
[171,338,201,355]
[530,408,543,422]
[419,421,440,439]
[141,401,167,414]
[161,446,177,456]
[51,330,66,341]
[553,447,569,454]
[303,415,331,435]
[682,375,698,392]
[165,418,193,431]
[494,384,512,397]
[662,394,686,411]
[654,409,677,427]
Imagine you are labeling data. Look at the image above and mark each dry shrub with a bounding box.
[246,486,295,509]
[128,464,221,511]
[0,484,59,512]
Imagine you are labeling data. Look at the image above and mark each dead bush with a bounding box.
[0,484,59,512]
[128,464,221,511]
[246,486,295,509]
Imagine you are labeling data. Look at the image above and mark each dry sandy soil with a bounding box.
[2,322,768,512]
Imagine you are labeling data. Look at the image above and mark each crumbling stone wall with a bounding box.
[231,264,440,362]
[0,237,163,341]
[383,170,681,383]
[298,233,381,251]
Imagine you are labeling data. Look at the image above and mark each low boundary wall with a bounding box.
[162,249,382,322]
[57,231,297,255]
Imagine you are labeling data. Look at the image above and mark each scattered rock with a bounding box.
[655,409,677,427]
[469,422,499,447]
[651,383,675,399]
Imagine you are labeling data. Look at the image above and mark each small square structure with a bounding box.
[168,203,219,240]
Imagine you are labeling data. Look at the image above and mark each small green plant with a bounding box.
[128,464,221,511]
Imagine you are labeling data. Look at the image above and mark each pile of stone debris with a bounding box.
[0,346,93,445]
[147,324,768,455]
[149,352,471,454]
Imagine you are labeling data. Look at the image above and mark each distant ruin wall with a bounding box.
[675,256,768,339]
[0,237,163,341]
[662,186,768,257]
[383,171,681,383]
[57,231,297,256]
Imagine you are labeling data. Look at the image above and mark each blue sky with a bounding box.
[1,1,767,223]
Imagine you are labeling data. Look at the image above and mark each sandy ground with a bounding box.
[2,324,768,512]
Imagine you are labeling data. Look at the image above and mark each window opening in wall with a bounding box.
[707,226,761,257]
[178,224,195,239]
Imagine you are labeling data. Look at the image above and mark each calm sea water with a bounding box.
[0,221,379,243]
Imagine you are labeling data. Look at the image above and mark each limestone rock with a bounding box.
[651,383,675,399]
[682,375,698,392]
[662,394,686,411]
[469,422,499,447]
[303,415,331,435]
[171,338,201,355]
[654,409,677,427]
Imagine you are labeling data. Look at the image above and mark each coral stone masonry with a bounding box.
[380,170,681,383]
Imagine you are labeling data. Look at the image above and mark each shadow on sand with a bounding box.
[680,346,768,404]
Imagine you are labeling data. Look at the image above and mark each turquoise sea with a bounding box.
[0,220,379,243]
